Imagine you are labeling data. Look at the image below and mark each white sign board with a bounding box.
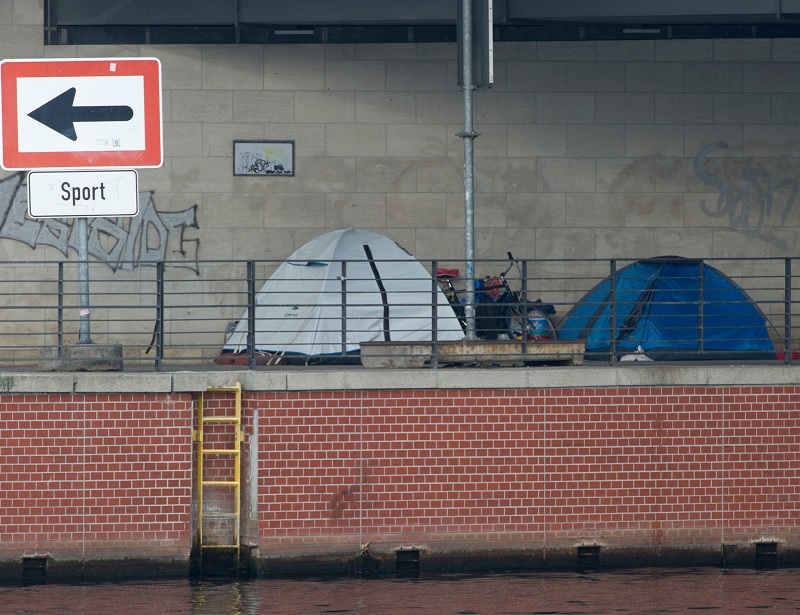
[18,76,146,153]
[27,169,139,218]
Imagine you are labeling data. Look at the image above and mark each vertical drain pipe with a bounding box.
[542,390,548,567]
[249,407,259,558]
[81,396,87,579]
[359,389,364,550]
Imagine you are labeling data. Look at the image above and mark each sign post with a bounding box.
[76,218,91,344]
[1,57,162,355]
[27,168,140,343]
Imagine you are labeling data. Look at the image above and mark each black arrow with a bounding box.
[27,87,134,142]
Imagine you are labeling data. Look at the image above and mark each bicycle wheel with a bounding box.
[507,304,556,341]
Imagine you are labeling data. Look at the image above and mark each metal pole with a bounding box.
[785,257,792,364]
[459,0,478,339]
[431,260,439,368]
[340,261,347,356]
[57,262,64,357]
[609,259,617,365]
[247,260,256,369]
[156,260,165,371]
[76,217,93,344]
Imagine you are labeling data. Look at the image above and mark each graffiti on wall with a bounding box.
[0,172,200,273]
[694,142,799,252]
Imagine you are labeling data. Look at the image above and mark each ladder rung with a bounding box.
[203,449,240,455]
[202,480,239,487]
[206,386,241,392]
[201,544,239,550]
[202,417,240,423]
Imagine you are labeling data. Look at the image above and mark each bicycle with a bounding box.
[498,252,556,341]
[437,255,557,341]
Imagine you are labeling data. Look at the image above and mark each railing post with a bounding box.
[431,260,439,369]
[698,259,704,355]
[155,261,165,372]
[57,262,64,358]
[609,259,617,365]
[785,257,792,364]
[340,260,347,358]
[521,259,528,354]
[247,261,256,370]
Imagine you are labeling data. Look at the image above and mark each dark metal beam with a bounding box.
[48,0,800,44]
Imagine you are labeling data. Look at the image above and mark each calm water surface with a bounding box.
[2,568,799,614]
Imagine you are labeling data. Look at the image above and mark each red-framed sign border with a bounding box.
[0,57,162,170]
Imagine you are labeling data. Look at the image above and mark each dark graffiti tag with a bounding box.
[0,172,200,273]
[240,152,288,175]
[694,142,799,252]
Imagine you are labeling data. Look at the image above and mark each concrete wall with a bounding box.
[1,5,799,354]
[2,6,800,264]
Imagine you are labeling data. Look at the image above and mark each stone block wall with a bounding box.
[0,4,799,355]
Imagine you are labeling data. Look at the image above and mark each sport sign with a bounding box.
[0,57,162,170]
[27,169,139,218]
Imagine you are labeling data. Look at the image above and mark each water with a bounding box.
[2,568,800,614]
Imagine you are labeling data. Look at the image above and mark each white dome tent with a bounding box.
[223,228,464,363]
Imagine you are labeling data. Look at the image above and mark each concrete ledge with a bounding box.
[73,372,173,394]
[0,373,74,394]
[39,344,123,372]
[0,363,798,394]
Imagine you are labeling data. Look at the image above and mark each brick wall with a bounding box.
[0,384,797,577]
[0,393,194,570]
[251,386,800,566]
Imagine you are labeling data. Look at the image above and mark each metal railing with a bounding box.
[1,256,797,371]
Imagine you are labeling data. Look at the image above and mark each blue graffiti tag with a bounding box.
[694,142,799,252]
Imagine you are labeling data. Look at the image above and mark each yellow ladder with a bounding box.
[194,382,243,574]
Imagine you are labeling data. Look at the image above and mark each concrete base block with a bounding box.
[39,344,124,372]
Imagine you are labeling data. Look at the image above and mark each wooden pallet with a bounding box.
[360,339,586,368]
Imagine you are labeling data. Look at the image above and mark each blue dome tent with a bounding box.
[557,257,776,360]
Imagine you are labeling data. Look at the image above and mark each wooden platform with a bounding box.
[360,339,586,368]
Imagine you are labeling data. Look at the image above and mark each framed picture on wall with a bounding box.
[233,140,295,176]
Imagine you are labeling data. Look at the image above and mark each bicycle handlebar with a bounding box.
[500,252,517,278]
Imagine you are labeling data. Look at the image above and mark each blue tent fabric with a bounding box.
[557,257,775,360]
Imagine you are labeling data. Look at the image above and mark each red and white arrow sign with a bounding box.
[0,57,162,170]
